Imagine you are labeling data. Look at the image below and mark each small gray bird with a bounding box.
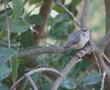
[65,29,90,49]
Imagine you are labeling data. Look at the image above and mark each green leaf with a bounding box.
[83,73,102,85]
[12,0,24,18]
[61,77,76,89]
[42,82,51,90]
[20,30,34,48]
[72,0,81,6]
[0,83,9,90]
[0,18,28,33]
[27,14,43,25]
[0,64,11,80]
[0,47,17,65]
[0,16,5,29]
[53,5,65,13]
[12,58,20,82]
[9,19,29,33]
[50,21,69,39]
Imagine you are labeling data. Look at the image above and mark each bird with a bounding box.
[65,29,90,49]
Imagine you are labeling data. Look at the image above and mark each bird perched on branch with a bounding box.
[65,29,90,49]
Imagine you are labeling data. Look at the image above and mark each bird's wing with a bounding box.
[67,31,80,45]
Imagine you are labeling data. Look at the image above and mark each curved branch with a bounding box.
[51,46,92,90]
[18,46,66,56]
[25,67,62,76]
[26,75,38,90]
[11,67,62,90]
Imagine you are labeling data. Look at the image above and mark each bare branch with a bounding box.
[100,71,106,90]
[26,67,62,76]
[18,46,66,56]
[10,76,25,90]
[34,0,52,44]
[99,25,110,51]
[11,67,62,90]
[26,75,38,90]
[51,46,92,90]
[58,2,80,27]
[80,0,90,30]
[104,0,110,32]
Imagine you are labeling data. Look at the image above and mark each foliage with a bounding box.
[0,0,105,90]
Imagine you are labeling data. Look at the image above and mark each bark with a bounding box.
[103,0,110,90]
[34,0,52,44]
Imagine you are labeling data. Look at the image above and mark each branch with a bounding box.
[34,0,52,44]
[104,0,110,59]
[18,46,66,56]
[98,0,110,51]
[25,67,62,76]
[3,0,11,48]
[104,0,110,32]
[99,30,110,51]
[100,71,106,90]
[11,67,62,90]
[26,75,38,90]
[80,0,90,30]
[10,76,25,90]
[51,46,92,90]
[57,2,80,27]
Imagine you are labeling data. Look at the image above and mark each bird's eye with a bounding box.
[82,29,88,32]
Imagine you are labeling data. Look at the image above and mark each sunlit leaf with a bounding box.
[72,0,81,6]
[53,5,65,13]
[12,0,24,18]
[25,0,41,5]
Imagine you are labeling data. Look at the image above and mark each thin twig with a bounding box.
[99,29,110,51]
[26,75,38,90]
[90,40,101,73]
[3,0,11,48]
[58,2,80,27]
[10,76,25,90]
[3,0,14,87]
[100,71,106,90]
[26,67,62,76]
[102,52,110,64]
